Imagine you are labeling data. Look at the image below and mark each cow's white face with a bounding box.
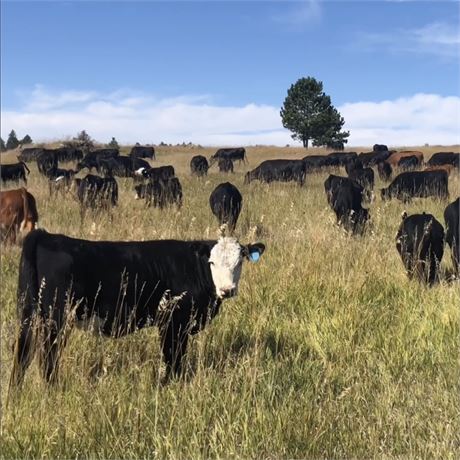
[208,237,265,299]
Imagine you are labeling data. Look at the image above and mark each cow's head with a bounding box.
[194,237,265,299]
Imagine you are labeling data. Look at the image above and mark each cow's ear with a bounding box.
[191,242,211,260]
[243,243,265,262]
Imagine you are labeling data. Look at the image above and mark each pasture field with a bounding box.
[0,145,459,458]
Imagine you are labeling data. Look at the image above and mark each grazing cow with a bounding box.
[386,151,424,167]
[75,175,118,220]
[373,144,388,152]
[190,155,209,177]
[1,162,30,185]
[130,145,155,160]
[96,156,150,178]
[397,155,420,171]
[303,155,339,172]
[141,166,175,182]
[444,197,459,275]
[358,150,391,167]
[427,152,459,168]
[345,158,363,175]
[10,230,265,384]
[47,168,78,195]
[135,177,182,209]
[348,167,375,192]
[218,157,234,173]
[381,171,448,202]
[53,147,84,163]
[209,182,243,233]
[77,149,120,171]
[18,148,45,163]
[327,152,358,166]
[244,159,307,187]
[396,212,444,285]
[0,188,38,244]
[377,161,393,182]
[324,175,369,234]
[210,148,247,165]
[37,151,58,176]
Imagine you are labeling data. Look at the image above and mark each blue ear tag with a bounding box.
[249,251,260,262]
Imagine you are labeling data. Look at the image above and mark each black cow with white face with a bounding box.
[444,197,459,275]
[244,159,307,187]
[396,212,444,285]
[381,171,449,202]
[1,162,30,185]
[324,174,369,234]
[11,230,265,385]
[140,166,175,182]
[209,182,242,233]
[190,155,209,177]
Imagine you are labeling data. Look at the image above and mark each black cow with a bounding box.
[349,167,375,192]
[96,156,150,178]
[210,148,246,165]
[135,177,182,209]
[377,162,393,182]
[209,182,242,233]
[1,162,30,185]
[427,152,460,168]
[345,158,363,175]
[444,197,460,275]
[324,175,369,234]
[396,212,444,285]
[358,150,391,167]
[18,148,45,162]
[218,157,234,173]
[373,144,388,152]
[77,149,120,171]
[141,166,175,182]
[190,155,209,177]
[244,160,307,187]
[130,145,155,160]
[54,147,83,163]
[37,151,58,176]
[381,171,448,202]
[327,152,358,166]
[398,155,420,171]
[303,155,339,172]
[11,229,265,385]
[46,168,77,195]
[75,174,118,220]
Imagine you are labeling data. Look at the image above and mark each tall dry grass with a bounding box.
[0,144,459,458]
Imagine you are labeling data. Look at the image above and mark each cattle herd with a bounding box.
[0,142,458,387]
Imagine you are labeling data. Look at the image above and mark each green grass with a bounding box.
[1,145,459,458]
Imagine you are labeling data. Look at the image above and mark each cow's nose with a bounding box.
[220,287,237,299]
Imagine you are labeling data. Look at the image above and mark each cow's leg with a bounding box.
[159,321,189,383]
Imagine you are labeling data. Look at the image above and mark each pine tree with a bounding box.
[280,77,349,149]
[21,134,33,145]
[6,130,20,150]
[0,137,6,152]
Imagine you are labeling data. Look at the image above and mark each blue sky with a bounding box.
[1,0,459,146]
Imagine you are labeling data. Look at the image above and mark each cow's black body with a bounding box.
[358,150,391,167]
[76,174,118,217]
[1,162,30,185]
[398,155,420,171]
[96,156,150,178]
[135,177,182,208]
[130,146,155,160]
[396,213,445,284]
[327,152,358,166]
[349,167,375,191]
[209,182,242,233]
[218,157,234,173]
[381,171,449,201]
[77,149,120,171]
[210,148,246,165]
[245,159,307,186]
[444,197,460,275]
[18,148,45,163]
[141,166,175,182]
[11,230,264,384]
[378,162,393,182]
[190,155,209,176]
[302,155,339,172]
[427,152,459,168]
[324,174,369,234]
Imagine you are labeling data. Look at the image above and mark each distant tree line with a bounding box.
[1,130,33,152]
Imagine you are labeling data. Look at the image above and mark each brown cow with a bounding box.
[386,151,424,167]
[0,188,38,244]
[424,164,455,176]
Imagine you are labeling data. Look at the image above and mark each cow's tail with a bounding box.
[21,161,30,175]
[9,230,42,391]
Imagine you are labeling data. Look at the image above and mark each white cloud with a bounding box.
[1,88,459,147]
[360,21,460,58]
